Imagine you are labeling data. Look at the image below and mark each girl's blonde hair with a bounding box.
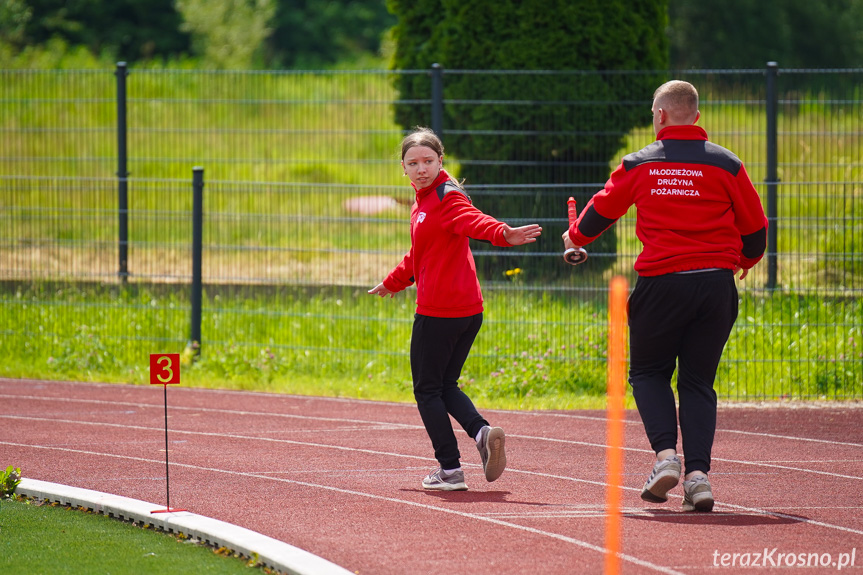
[400,127,444,160]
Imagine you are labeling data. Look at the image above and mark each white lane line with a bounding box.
[708,458,861,481]
[4,413,863,483]
[253,467,430,475]
[752,460,861,464]
[4,391,863,450]
[5,408,863,481]
[0,414,439,463]
[509,433,863,482]
[490,409,863,448]
[712,502,863,537]
[8,379,857,415]
[0,440,685,575]
[720,428,863,448]
[474,470,863,538]
[253,426,411,433]
[756,506,863,511]
[0,394,421,429]
[478,509,767,520]
[4,415,863,539]
[0,379,416,408]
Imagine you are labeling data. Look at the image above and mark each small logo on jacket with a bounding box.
[417,212,427,223]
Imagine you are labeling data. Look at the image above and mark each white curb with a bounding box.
[17,478,354,575]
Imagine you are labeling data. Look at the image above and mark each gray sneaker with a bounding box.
[682,475,714,512]
[476,426,507,482]
[422,467,468,491]
[640,455,682,503]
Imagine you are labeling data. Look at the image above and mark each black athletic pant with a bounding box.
[628,269,738,475]
[411,313,489,470]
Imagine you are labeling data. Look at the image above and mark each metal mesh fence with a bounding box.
[0,69,116,177]
[1,66,860,400]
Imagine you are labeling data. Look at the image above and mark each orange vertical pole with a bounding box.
[605,275,628,575]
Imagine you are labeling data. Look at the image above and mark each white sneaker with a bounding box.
[640,456,681,503]
[422,467,467,491]
[476,426,506,482]
[682,475,714,512]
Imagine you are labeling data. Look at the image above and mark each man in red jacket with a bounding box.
[563,80,767,512]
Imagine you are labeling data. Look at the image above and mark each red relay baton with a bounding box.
[564,197,588,265]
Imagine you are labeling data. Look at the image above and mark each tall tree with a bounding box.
[388,0,669,278]
[14,0,190,60]
[267,0,396,68]
[667,0,863,69]
[8,0,396,67]
[0,0,32,46]
[176,0,276,69]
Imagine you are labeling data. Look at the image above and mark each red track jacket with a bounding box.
[568,124,768,276]
[383,169,512,317]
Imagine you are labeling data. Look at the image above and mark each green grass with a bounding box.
[1,283,860,406]
[0,63,405,184]
[1,45,861,404]
[0,496,272,574]
[0,282,619,409]
[2,56,861,289]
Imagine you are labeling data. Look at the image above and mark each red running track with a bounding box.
[2,378,862,574]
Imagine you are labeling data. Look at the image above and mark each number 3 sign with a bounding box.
[148,352,186,513]
[150,354,180,385]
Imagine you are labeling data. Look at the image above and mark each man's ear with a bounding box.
[694,110,701,124]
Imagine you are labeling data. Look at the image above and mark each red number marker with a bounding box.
[150,354,180,385]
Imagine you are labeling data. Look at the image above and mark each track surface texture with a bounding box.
[2,378,862,574]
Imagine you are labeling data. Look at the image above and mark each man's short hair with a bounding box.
[654,81,699,123]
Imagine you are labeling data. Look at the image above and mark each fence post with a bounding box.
[765,61,779,290]
[116,61,129,283]
[189,167,204,358]
[431,63,443,141]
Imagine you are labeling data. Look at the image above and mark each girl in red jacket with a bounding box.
[369,127,542,491]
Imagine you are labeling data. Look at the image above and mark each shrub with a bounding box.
[388,0,669,279]
[1,465,22,498]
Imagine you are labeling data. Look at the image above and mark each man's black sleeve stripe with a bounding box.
[741,227,767,258]
[578,204,617,239]
[622,140,742,176]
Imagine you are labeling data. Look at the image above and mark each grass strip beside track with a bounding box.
[0,495,272,574]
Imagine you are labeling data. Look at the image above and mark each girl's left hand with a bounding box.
[503,224,542,246]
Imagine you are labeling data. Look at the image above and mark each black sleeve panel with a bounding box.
[741,227,767,258]
[578,204,617,238]
[623,140,742,176]
[436,181,469,202]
